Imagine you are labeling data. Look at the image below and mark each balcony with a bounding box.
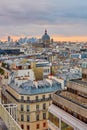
[0,103,22,130]
[5,89,52,104]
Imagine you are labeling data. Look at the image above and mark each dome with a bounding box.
[42,30,50,43]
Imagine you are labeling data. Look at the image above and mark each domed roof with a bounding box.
[42,30,50,41]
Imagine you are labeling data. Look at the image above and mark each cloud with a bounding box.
[0,0,87,39]
[0,0,87,25]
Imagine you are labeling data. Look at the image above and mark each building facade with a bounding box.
[1,75,61,130]
[48,63,87,130]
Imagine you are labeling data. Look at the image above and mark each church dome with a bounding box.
[42,30,50,43]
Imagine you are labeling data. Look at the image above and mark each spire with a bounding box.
[45,29,47,34]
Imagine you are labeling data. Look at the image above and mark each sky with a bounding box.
[0,0,87,41]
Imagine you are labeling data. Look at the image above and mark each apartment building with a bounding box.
[48,62,87,130]
[1,75,61,130]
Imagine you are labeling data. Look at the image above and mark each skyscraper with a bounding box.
[8,36,11,42]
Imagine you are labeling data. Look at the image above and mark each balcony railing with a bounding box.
[5,90,52,103]
[0,103,22,130]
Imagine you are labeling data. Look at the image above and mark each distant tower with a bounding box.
[45,29,47,35]
[8,36,11,42]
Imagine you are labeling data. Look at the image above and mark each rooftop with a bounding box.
[59,91,87,109]
[49,104,87,130]
[9,79,61,95]
[70,79,87,87]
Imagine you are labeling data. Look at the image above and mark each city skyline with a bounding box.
[0,0,87,42]
[2,35,87,42]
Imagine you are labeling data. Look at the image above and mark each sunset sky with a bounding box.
[0,0,87,42]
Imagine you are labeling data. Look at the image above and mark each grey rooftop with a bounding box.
[9,79,61,95]
[70,79,87,86]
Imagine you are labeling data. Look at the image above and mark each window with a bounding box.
[27,125,30,130]
[21,124,24,129]
[27,115,30,121]
[36,124,39,129]
[21,104,24,111]
[48,112,59,127]
[43,103,46,109]
[82,73,87,78]
[36,114,39,121]
[36,105,39,110]
[27,96,30,101]
[49,102,51,106]
[26,105,29,112]
[21,96,24,101]
[44,69,47,73]
[49,94,51,99]
[61,121,74,130]
[36,96,38,101]
[43,95,45,99]
[21,115,24,121]
[43,113,46,119]
[44,69,49,73]
[43,122,46,127]
[28,71,30,75]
